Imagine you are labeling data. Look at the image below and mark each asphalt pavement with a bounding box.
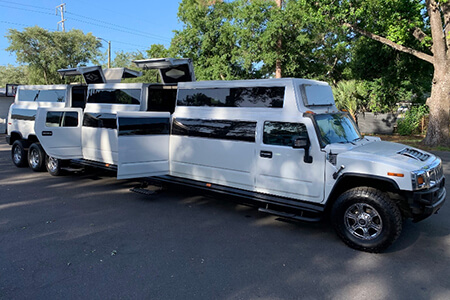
[1,134,450,300]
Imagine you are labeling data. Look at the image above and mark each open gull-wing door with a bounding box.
[116,111,170,179]
[58,66,106,84]
[57,66,142,84]
[35,107,83,159]
[133,58,195,84]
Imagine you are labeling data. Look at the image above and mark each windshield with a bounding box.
[314,113,361,145]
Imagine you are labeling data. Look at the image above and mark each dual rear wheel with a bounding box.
[11,140,64,176]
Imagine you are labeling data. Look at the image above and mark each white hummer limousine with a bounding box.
[7,59,446,252]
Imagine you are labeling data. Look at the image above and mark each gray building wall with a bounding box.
[357,112,398,135]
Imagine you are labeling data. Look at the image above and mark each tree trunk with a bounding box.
[275,0,283,78]
[423,67,450,146]
[276,38,282,78]
[343,1,449,146]
[422,0,450,146]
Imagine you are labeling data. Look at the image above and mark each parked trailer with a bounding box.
[11,59,446,252]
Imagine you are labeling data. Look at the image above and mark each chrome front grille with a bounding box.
[429,161,444,188]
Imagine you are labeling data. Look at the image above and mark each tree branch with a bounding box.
[426,0,447,63]
[343,22,434,65]
[412,27,428,43]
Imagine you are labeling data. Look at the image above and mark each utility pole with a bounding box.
[97,37,111,68]
[107,40,111,69]
[56,3,66,32]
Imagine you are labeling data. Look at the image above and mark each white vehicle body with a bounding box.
[23,59,448,252]
[34,77,445,209]
[6,84,87,144]
[6,66,142,145]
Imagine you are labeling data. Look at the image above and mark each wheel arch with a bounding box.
[325,173,400,215]
[9,131,24,145]
[9,132,39,146]
[26,134,40,144]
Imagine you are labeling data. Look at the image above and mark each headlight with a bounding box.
[411,160,444,190]
[412,169,428,190]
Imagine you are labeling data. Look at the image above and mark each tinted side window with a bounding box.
[177,87,284,108]
[118,117,170,136]
[11,108,36,121]
[147,86,177,114]
[45,111,78,127]
[88,89,140,105]
[19,89,66,102]
[83,113,117,129]
[173,118,256,142]
[71,86,87,108]
[263,122,307,146]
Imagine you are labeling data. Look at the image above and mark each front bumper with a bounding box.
[408,178,446,222]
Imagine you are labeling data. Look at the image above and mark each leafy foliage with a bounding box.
[0,65,29,86]
[397,104,429,135]
[6,26,101,84]
[333,80,365,118]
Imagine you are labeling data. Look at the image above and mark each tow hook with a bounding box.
[333,165,345,179]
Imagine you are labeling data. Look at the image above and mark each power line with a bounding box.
[72,0,166,29]
[0,0,53,12]
[65,11,171,42]
[0,3,54,15]
[67,16,171,42]
[0,1,173,43]
[0,20,53,31]
[110,40,152,49]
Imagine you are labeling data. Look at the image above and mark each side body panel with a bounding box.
[117,111,170,179]
[34,107,83,158]
[171,79,328,203]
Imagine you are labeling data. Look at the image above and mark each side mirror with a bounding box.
[292,135,309,149]
[292,135,313,164]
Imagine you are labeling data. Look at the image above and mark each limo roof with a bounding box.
[177,78,335,108]
[177,78,329,89]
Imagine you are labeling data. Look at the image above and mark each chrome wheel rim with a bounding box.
[47,156,58,172]
[13,146,22,164]
[344,203,382,240]
[29,149,40,168]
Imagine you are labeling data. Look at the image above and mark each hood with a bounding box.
[326,139,437,172]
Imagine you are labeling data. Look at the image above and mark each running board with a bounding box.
[258,207,322,222]
[130,188,157,196]
[71,159,118,171]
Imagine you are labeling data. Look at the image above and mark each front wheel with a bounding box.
[28,143,46,172]
[331,187,402,253]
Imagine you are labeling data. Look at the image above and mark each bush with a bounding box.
[397,104,429,136]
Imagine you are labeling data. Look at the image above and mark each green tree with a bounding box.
[333,80,366,119]
[171,0,346,81]
[171,0,246,80]
[0,65,29,87]
[6,26,101,85]
[315,0,450,146]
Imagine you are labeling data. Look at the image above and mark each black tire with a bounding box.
[45,156,64,176]
[331,187,402,253]
[28,143,46,172]
[11,140,28,167]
